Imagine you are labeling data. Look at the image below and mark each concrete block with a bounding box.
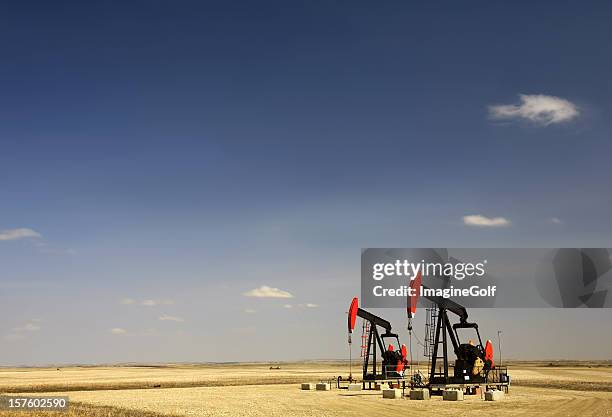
[409,389,430,400]
[301,383,315,390]
[316,383,331,391]
[347,383,362,391]
[485,390,505,401]
[443,389,464,401]
[382,388,402,399]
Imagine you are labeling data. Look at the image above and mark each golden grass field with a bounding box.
[1,361,611,417]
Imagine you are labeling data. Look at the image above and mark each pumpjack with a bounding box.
[407,272,510,392]
[343,272,509,392]
[347,297,408,383]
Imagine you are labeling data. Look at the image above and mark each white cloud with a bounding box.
[159,315,184,322]
[242,285,294,298]
[244,309,257,314]
[295,303,320,308]
[141,299,174,306]
[5,320,39,342]
[283,304,293,309]
[549,217,563,224]
[0,228,42,241]
[463,214,510,227]
[19,323,40,332]
[110,328,127,335]
[121,298,174,306]
[489,94,579,126]
[13,321,41,333]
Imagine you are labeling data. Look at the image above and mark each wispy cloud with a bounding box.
[463,214,510,227]
[489,94,579,126]
[110,327,127,335]
[0,228,74,255]
[141,299,174,306]
[120,298,174,306]
[244,309,257,314]
[291,303,319,309]
[549,217,563,224]
[159,314,184,322]
[0,228,41,241]
[109,327,161,336]
[21,234,75,255]
[243,285,293,298]
[6,320,42,341]
[14,323,41,332]
[283,304,293,308]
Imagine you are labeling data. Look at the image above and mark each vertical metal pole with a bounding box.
[497,330,502,367]
[442,312,448,383]
[349,333,352,380]
[365,326,373,380]
[372,327,377,379]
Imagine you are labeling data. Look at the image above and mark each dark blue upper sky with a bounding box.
[1,1,611,364]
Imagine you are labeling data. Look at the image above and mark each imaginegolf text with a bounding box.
[372,285,497,299]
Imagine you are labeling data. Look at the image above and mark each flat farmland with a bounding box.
[1,362,611,417]
[0,362,348,393]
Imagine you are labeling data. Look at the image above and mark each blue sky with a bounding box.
[1,1,612,365]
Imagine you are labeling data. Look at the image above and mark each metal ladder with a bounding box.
[424,307,437,358]
[424,307,444,380]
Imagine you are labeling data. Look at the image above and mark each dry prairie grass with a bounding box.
[0,362,346,393]
[29,384,612,417]
[0,402,180,417]
[0,375,325,394]
[4,361,611,394]
[1,362,612,417]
